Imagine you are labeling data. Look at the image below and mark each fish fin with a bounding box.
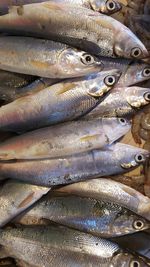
[57,84,76,95]
[17,192,35,209]
[80,134,100,142]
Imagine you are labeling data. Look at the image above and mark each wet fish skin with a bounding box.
[0,117,130,160]
[0,1,148,59]
[0,69,120,132]
[0,36,102,78]
[14,194,150,237]
[0,179,50,227]
[84,86,150,119]
[56,177,150,221]
[0,143,148,186]
[0,225,149,267]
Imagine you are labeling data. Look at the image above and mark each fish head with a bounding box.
[114,24,148,59]
[87,69,121,97]
[112,251,150,267]
[102,117,131,143]
[58,48,102,78]
[90,0,122,14]
[113,211,150,235]
[114,143,149,170]
[125,87,150,108]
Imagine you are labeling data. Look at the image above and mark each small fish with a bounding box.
[0,118,130,160]
[0,179,50,227]
[0,143,148,186]
[0,0,122,15]
[0,1,148,59]
[14,194,150,237]
[0,69,120,132]
[84,86,150,119]
[56,177,150,221]
[0,36,102,78]
[0,225,149,267]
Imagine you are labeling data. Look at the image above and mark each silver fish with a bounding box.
[0,1,148,59]
[56,178,150,221]
[0,36,102,78]
[0,225,149,267]
[0,0,122,15]
[84,86,150,119]
[14,194,150,237]
[0,179,50,227]
[0,143,148,186]
[0,69,120,132]
[0,118,130,160]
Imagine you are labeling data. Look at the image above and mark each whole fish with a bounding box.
[56,177,150,221]
[14,194,150,237]
[0,118,130,160]
[0,1,148,59]
[0,69,120,132]
[0,143,148,186]
[0,36,102,78]
[0,225,149,267]
[0,179,50,227]
[0,77,59,103]
[84,86,150,119]
[0,0,122,15]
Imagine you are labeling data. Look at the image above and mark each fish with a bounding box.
[0,0,122,15]
[56,177,150,221]
[0,117,131,160]
[0,36,102,78]
[14,193,150,237]
[0,225,149,267]
[0,77,59,103]
[0,69,120,132]
[0,143,148,186]
[84,86,150,119]
[0,179,50,227]
[0,1,148,59]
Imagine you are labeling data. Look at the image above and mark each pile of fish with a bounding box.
[0,0,149,266]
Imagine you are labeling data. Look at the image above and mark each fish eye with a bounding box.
[135,154,145,163]
[81,54,95,65]
[133,220,144,230]
[144,92,150,102]
[143,68,150,77]
[131,48,142,58]
[104,75,116,86]
[106,0,116,10]
[130,260,141,267]
[119,118,127,125]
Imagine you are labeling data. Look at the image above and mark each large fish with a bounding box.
[0,69,120,132]
[0,118,130,160]
[0,225,149,267]
[0,1,148,59]
[0,143,148,186]
[84,86,150,119]
[56,178,150,221]
[0,0,122,15]
[0,36,102,78]
[0,179,50,227]
[14,193,150,237]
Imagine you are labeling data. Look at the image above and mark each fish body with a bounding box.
[0,118,130,160]
[0,143,148,186]
[0,225,149,267]
[57,178,150,221]
[14,194,150,237]
[0,70,120,132]
[0,36,102,78]
[0,179,50,227]
[0,1,147,59]
[85,86,150,118]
